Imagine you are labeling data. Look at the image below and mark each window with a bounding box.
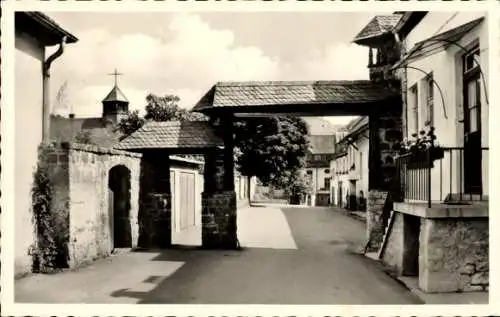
[424,73,434,126]
[466,76,481,133]
[306,170,313,175]
[463,46,481,134]
[409,84,419,135]
[325,169,330,174]
[324,177,331,189]
[464,47,480,73]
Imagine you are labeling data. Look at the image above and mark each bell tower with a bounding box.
[102,68,129,124]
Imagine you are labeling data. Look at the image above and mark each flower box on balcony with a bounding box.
[406,147,445,169]
[394,127,445,170]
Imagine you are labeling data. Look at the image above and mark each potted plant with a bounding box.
[393,126,444,168]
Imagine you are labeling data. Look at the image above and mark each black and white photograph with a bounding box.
[1,1,498,315]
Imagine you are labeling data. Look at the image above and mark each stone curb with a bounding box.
[335,207,367,223]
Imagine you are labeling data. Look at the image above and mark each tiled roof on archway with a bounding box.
[193,80,399,112]
[115,121,223,150]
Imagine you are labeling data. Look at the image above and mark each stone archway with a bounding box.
[108,165,132,249]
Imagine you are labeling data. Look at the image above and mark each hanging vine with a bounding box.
[30,143,69,273]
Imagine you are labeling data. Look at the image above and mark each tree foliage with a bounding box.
[144,94,207,122]
[117,94,207,138]
[73,130,94,145]
[234,115,310,189]
[117,110,145,138]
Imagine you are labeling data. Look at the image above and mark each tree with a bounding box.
[116,110,145,139]
[116,94,207,138]
[144,94,207,122]
[53,80,72,116]
[283,171,311,205]
[234,115,310,190]
[73,130,94,145]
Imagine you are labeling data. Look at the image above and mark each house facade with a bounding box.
[357,11,491,294]
[396,12,489,203]
[304,135,336,206]
[330,117,369,211]
[14,12,78,276]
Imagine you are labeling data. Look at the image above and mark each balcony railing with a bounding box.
[394,147,489,207]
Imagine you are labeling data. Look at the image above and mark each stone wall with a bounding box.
[142,193,171,248]
[201,191,237,249]
[381,211,404,275]
[366,190,388,251]
[46,143,141,268]
[379,109,403,188]
[419,217,489,293]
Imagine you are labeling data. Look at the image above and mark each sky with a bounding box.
[45,11,388,125]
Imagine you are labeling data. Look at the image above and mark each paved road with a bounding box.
[15,205,422,304]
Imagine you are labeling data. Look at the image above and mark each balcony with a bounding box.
[393,147,489,208]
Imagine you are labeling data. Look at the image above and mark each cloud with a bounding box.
[50,13,369,118]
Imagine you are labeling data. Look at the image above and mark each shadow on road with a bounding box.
[106,206,421,304]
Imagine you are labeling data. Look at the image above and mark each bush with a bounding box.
[31,143,69,273]
[283,172,311,204]
[73,130,93,145]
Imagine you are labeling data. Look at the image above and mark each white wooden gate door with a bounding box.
[179,171,196,230]
[171,170,198,245]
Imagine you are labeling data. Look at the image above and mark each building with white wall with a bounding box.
[14,12,78,277]
[356,11,491,294]
[330,117,369,210]
[394,11,489,203]
[304,135,336,206]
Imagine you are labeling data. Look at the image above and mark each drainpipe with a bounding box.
[42,36,67,142]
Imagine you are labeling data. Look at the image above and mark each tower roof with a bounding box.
[353,14,403,45]
[102,85,129,103]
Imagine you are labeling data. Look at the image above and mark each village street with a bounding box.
[15,205,421,305]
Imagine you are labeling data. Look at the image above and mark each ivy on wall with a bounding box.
[30,143,69,273]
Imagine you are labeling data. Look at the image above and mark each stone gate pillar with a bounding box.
[140,152,172,248]
[367,105,402,251]
[201,117,238,249]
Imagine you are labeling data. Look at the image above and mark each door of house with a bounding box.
[463,49,482,195]
[337,182,343,207]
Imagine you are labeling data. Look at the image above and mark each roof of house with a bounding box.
[353,14,403,44]
[302,117,338,135]
[309,135,336,154]
[50,115,121,148]
[393,17,485,69]
[338,116,369,144]
[346,116,369,132]
[115,121,223,150]
[15,12,78,46]
[193,80,399,112]
[392,12,428,38]
[102,85,129,103]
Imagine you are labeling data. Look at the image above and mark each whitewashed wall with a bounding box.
[329,136,369,207]
[357,137,369,198]
[404,12,489,200]
[14,30,45,276]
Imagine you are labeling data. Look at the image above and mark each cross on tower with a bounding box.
[108,68,123,86]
